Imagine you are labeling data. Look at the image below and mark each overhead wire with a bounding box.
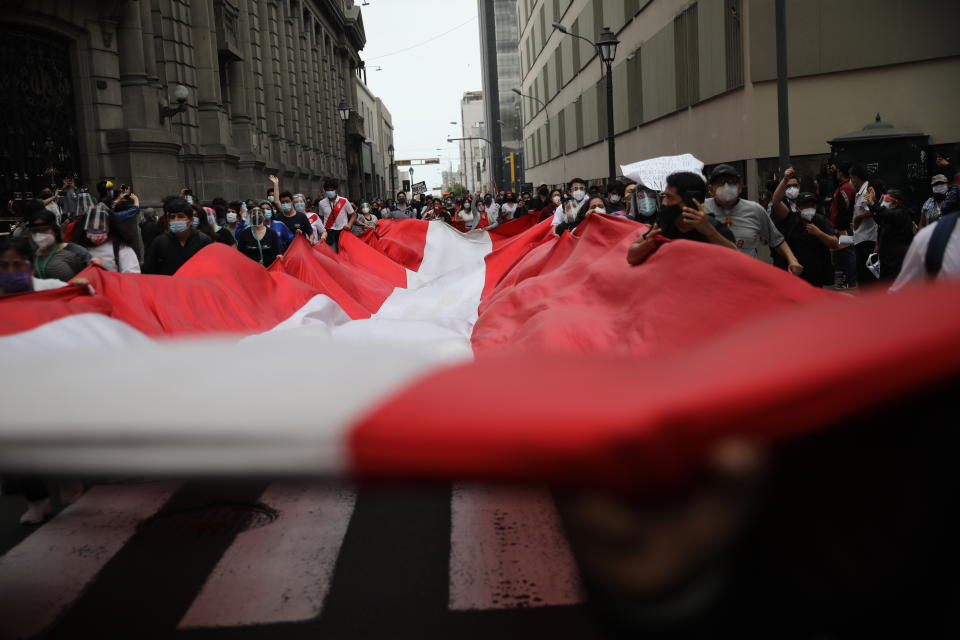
[364,15,478,61]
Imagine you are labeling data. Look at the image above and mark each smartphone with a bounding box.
[683,190,704,210]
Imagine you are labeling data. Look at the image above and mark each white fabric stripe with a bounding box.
[0,313,153,353]
[0,223,493,476]
[0,482,180,639]
[449,484,584,610]
[0,335,455,476]
[178,483,356,628]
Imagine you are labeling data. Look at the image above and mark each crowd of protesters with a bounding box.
[4,150,960,315]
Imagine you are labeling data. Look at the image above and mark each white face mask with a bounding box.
[932,184,948,195]
[609,194,621,203]
[593,207,606,215]
[785,186,800,200]
[32,232,55,250]
[362,206,370,213]
[267,195,275,203]
[800,208,816,221]
[715,184,740,202]
[226,212,238,224]
[552,195,561,204]
[571,189,586,202]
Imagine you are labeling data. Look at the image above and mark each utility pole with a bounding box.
[775,0,790,172]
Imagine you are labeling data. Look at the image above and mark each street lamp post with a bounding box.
[552,23,619,182]
[448,136,492,195]
[338,98,351,195]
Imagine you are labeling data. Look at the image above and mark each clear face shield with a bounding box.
[78,192,98,220]
[83,203,111,244]
[293,194,307,213]
[84,203,111,232]
[250,207,265,227]
[636,189,660,218]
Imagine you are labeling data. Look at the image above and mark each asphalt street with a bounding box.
[0,480,606,640]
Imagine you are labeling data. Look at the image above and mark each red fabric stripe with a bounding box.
[335,230,409,289]
[359,219,429,272]
[273,236,396,319]
[0,244,317,337]
[351,280,960,491]
[473,215,831,354]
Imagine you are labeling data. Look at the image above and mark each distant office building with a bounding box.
[459,91,491,194]
[478,0,524,193]
[517,0,960,196]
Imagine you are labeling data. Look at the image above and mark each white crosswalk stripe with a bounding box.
[0,482,180,639]
[178,483,357,628]
[449,484,584,610]
[0,481,584,636]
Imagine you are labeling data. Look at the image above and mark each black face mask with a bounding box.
[657,205,684,237]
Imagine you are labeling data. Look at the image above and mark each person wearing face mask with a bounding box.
[771,192,838,287]
[606,181,627,216]
[25,210,92,282]
[0,235,96,296]
[457,197,475,223]
[200,206,238,247]
[770,167,802,221]
[294,193,326,243]
[921,175,951,228]
[224,201,247,239]
[316,180,355,251]
[276,191,317,242]
[553,178,588,227]
[237,207,282,266]
[258,201,295,252]
[864,188,913,282]
[499,192,522,222]
[353,202,378,235]
[382,191,415,219]
[627,172,737,265]
[73,204,141,273]
[704,164,803,276]
[630,186,660,222]
[556,196,608,235]
[528,185,550,215]
[143,197,212,275]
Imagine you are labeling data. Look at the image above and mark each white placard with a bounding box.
[620,154,705,192]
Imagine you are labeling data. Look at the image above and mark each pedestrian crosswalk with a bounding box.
[0,482,180,639]
[0,481,585,637]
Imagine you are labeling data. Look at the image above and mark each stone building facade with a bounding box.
[0,0,368,209]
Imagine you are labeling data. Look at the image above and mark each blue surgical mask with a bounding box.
[294,202,306,213]
[325,191,336,199]
[265,210,273,219]
[169,220,188,234]
[281,203,293,213]
[0,270,33,293]
[638,197,658,216]
[192,217,200,229]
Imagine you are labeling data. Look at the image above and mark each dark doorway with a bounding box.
[0,24,82,224]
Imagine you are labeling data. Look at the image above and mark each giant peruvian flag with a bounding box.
[1,215,959,492]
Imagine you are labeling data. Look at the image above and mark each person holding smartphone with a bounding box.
[627,172,737,266]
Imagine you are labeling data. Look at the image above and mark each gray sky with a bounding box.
[359,0,482,193]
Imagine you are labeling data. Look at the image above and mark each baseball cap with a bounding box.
[797,192,819,206]
[709,164,741,183]
[931,174,948,185]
